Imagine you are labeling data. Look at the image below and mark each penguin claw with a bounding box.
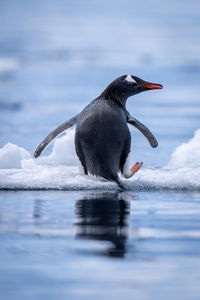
[123,162,143,179]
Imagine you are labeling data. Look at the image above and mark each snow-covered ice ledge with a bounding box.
[1,129,200,191]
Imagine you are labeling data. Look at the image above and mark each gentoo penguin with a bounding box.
[34,75,162,188]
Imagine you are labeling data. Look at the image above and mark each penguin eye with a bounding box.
[125,75,137,85]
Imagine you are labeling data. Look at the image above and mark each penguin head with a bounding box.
[101,74,163,104]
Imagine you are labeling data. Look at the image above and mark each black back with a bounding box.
[75,98,130,182]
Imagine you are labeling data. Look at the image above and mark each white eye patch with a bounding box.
[125,75,137,84]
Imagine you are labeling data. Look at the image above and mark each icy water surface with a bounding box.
[0,190,200,300]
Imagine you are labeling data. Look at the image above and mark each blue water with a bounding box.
[1,0,200,299]
[1,190,200,300]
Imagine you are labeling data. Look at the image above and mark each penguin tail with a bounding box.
[112,177,127,190]
[97,169,127,190]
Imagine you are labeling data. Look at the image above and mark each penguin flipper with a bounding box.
[126,112,158,148]
[34,113,79,158]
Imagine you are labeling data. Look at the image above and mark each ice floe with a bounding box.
[0,129,200,190]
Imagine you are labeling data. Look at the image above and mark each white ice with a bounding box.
[0,129,200,190]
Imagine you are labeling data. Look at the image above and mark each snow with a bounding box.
[0,143,31,169]
[166,129,200,169]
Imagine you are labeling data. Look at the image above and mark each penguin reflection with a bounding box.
[75,192,130,258]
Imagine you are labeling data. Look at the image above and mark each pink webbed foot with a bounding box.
[123,162,143,179]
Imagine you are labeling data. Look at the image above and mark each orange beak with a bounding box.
[143,83,163,90]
